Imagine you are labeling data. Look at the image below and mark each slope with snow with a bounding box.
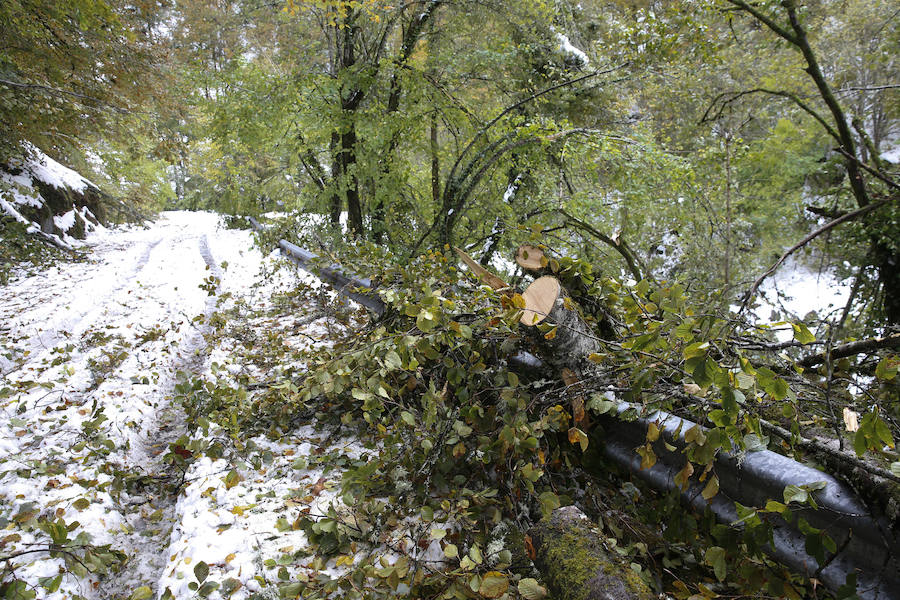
[1,144,104,249]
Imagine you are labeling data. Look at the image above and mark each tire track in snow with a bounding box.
[98,233,226,599]
[0,235,163,378]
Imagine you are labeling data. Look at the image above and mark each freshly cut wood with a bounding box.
[453,246,509,290]
[520,276,560,325]
[520,276,601,372]
[516,244,545,271]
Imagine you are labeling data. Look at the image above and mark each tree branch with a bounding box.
[558,209,643,281]
[798,333,900,368]
[739,199,889,313]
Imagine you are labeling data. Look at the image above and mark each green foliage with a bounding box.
[170,236,894,598]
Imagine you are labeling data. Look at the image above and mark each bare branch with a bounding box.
[739,199,890,313]
[798,333,900,368]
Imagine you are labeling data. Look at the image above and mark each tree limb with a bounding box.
[760,419,900,485]
[798,333,900,368]
[739,199,889,314]
[558,209,643,281]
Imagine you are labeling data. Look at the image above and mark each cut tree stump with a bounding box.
[528,506,653,600]
[516,244,545,271]
[520,276,601,373]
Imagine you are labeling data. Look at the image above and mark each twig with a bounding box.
[739,199,889,314]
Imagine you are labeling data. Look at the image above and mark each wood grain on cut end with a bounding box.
[516,244,545,271]
[521,276,561,325]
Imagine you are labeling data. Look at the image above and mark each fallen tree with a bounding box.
[248,218,899,599]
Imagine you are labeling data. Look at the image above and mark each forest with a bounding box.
[1,0,899,599]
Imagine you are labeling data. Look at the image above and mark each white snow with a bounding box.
[20,142,95,193]
[881,144,900,164]
[0,211,396,599]
[53,209,76,231]
[555,31,589,66]
[749,257,851,342]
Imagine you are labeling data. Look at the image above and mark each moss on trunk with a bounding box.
[528,506,652,600]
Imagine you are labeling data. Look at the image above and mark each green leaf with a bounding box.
[221,577,242,596]
[194,561,210,583]
[39,575,62,593]
[875,356,898,380]
[771,377,789,400]
[73,498,91,511]
[701,475,719,500]
[384,350,402,370]
[891,462,900,477]
[742,433,769,452]
[783,484,808,505]
[224,469,242,490]
[351,387,373,401]
[278,582,304,598]
[792,322,816,344]
[443,544,458,558]
[517,578,548,600]
[704,546,727,581]
[197,581,220,597]
[538,491,560,517]
[400,411,415,426]
[587,394,616,414]
[734,371,754,390]
[875,417,895,448]
[683,341,709,359]
[129,587,154,600]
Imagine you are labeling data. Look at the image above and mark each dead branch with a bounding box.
[798,333,900,368]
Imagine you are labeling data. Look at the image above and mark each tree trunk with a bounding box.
[329,131,342,226]
[528,506,653,600]
[521,276,601,375]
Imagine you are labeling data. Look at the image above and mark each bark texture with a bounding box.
[522,277,601,375]
[528,506,653,600]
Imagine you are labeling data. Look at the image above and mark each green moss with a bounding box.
[533,511,652,600]
[541,531,604,600]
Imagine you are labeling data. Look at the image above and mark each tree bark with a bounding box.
[521,276,601,375]
[528,506,653,600]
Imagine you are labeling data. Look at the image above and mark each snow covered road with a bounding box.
[0,212,347,600]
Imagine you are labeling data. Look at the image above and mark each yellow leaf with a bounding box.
[701,475,719,501]
[567,427,588,452]
[479,572,509,598]
[646,422,660,442]
[674,461,694,490]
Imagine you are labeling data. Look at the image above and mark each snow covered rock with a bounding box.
[1,143,105,246]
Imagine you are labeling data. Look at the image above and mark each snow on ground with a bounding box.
[0,211,371,599]
[748,257,851,341]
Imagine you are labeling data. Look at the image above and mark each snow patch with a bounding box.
[21,142,95,193]
[554,30,589,66]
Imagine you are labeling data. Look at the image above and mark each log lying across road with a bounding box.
[252,227,898,600]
